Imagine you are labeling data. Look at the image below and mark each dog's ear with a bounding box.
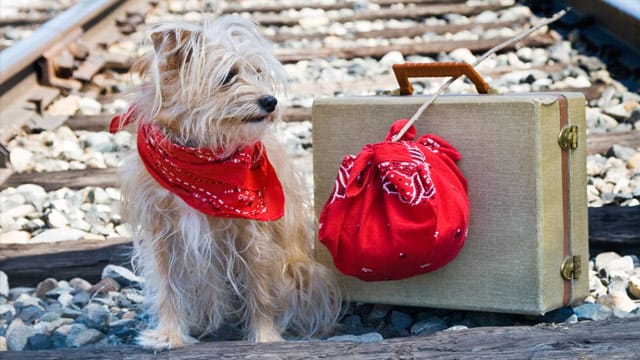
[150,28,201,71]
[151,28,191,53]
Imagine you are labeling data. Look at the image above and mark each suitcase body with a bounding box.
[312,92,587,315]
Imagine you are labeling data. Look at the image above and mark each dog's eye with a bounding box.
[222,69,236,86]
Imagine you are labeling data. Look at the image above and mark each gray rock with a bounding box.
[61,308,82,319]
[367,304,392,320]
[15,294,45,323]
[17,304,45,324]
[5,318,38,351]
[8,287,35,301]
[68,328,105,348]
[0,304,16,323]
[123,289,144,304]
[342,314,367,335]
[327,332,383,342]
[564,314,579,324]
[57,292,74,308]
[107,319,137,341]
[410,318,447,336]
[71,291,91,307]
[0,336,5,351]
[39,312,61,323]
[79,303,111,331]
[390,310,413,329]
[573,303,613,321]
[101,265,144,288]
[55,323,87,348]
[25,333,52,350]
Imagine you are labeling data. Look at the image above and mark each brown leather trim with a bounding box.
[556,94,572,306]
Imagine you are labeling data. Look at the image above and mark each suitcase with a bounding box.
[312,63,588,315]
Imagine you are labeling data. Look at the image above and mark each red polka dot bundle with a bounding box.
[318,119,470,281]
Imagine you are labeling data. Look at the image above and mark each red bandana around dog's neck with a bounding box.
[110,108,285,221]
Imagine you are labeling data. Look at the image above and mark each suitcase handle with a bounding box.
[392,62,490,96]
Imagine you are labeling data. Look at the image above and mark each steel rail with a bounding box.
[0,0,125,87]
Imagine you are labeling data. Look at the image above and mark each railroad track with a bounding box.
[1,0,640,356]
[1,0,639,287]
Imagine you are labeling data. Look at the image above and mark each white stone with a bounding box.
[46,95,80,116]
[561,76,592,88]
[0,193,26,212]
[46,209,69,228]
[29,228,88,243]
[588,270,607,297]
[299,15,329,29]
[0,230,31,244]
[9,148,33,172]
[627,152,640,171]
[448,48,476,64]
[15,184,46,199]
[3,204,36,219]
[604,166,630,185]
[475,10,498,23]
[379,51,405,66]
[79,97,103,116]
[70,219,92,232]
[54,126,78,142]
[596,292,638,313]
[595,252,622,271]
[603,103,630,120]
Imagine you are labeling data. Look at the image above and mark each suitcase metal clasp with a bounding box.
[558,125,578,150]
[560,255,582,280]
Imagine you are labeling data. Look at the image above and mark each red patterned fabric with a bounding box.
[110,109,285,221]
[318,119,469,281]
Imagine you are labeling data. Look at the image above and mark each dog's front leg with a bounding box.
[138,239,197,351]
[243,248,285,343]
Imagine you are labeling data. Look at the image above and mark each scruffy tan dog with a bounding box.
[114,15,341,351]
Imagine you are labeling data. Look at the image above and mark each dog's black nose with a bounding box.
[258,95,277,113]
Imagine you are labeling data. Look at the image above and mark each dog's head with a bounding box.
[135,15,287,151]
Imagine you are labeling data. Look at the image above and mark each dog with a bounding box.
[114,15,341,351]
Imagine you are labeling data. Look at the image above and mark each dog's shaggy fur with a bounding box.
[118,16,341,351]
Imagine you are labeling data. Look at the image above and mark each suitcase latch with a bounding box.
[558,125,578,150]
[560,255,582,280]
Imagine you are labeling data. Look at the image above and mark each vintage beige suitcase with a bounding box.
[312,63,588,315]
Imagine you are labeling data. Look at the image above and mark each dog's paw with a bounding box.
[137,329,198,352]
[249,327,285,343]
